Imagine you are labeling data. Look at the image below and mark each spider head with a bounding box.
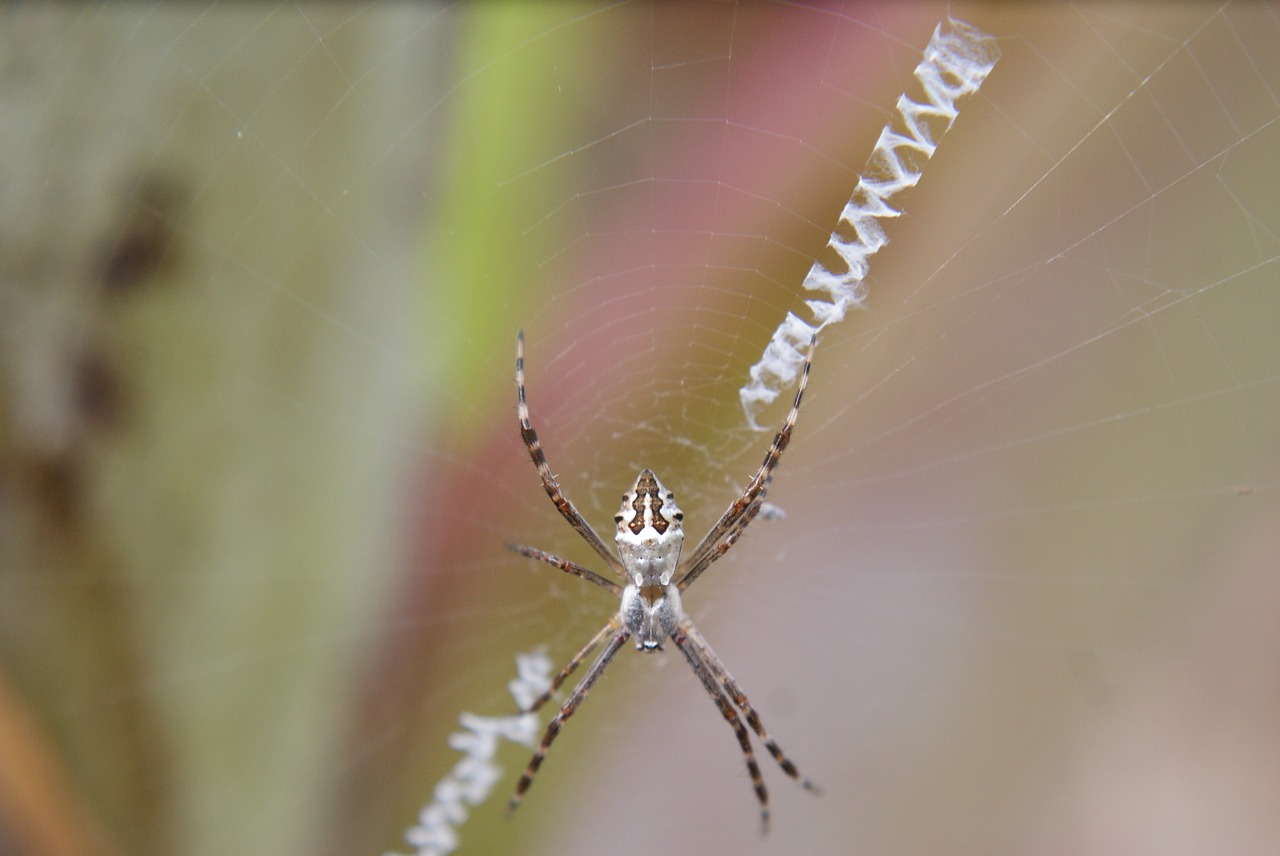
[614,468,684,587]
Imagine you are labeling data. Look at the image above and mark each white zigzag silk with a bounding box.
[740,18,1000,427]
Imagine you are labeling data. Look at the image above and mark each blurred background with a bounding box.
[1,3,1277,855]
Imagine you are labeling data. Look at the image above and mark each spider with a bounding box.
[505,330,819,832]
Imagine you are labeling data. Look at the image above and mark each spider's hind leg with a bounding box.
[515,331,623,574]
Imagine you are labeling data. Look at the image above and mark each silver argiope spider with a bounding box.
[505,331,819,831]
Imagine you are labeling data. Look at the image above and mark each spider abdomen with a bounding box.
[615,469,685,587]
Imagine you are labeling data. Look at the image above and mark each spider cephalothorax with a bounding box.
[507,331,819,831]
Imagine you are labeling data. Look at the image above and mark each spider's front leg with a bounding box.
[506,543,621,713]
[681,622,818,793]
[517,616,619,717]
[506,622,630,815]
[670,626,772,832]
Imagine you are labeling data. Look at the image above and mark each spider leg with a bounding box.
[671,626,772,834]
[519,616,621,716]
[678,334,814,589]
[516,331,623,574]
[507,543,622,594]
[680,622,818,794]
[507,622,631,816]
[677,486,767,591]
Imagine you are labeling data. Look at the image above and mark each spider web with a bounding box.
[2,4,1279,856]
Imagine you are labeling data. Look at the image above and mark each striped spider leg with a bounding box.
[678,337,813,590]
[506,332,818,831]
[515,331,623,576]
